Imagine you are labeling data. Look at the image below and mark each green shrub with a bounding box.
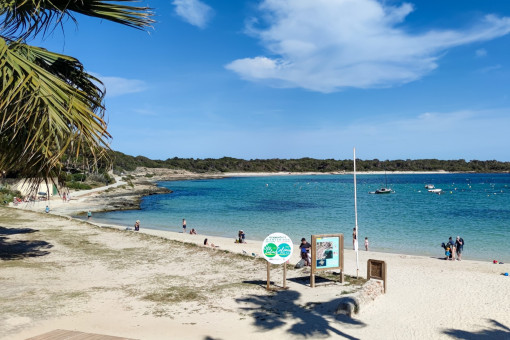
[66,182,92,190]
[72,173,87,182]
[0,187,22,205]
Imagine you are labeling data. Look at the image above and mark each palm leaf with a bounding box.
[1,0,154,39]
[0,37,110,189]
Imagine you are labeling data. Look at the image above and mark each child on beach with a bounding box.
[365,237,369,251]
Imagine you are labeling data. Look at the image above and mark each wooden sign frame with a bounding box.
[367,259,386,293]
[310,234,344,287]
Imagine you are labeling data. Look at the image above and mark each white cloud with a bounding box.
[226,0,510,92]
[475,48,488,57]
[173,0,213,28]
[92,74,147,97]
[477,64,502,73]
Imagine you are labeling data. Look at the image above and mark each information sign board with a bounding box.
[262,233,293,265]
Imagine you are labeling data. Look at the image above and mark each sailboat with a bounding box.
[375,171,393,194]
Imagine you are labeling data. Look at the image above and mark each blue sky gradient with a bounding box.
[35,0,510,161]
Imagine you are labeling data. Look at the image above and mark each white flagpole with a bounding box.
[354,147,360,278]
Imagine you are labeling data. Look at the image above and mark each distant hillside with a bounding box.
[111,151,510,173]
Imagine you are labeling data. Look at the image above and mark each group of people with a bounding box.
[236,230,246,243]
[441,236,464,261]
[62,192,71,202]
[182,219,197,234]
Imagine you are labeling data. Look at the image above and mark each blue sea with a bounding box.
[93,173,510,262]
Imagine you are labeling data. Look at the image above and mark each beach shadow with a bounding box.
[443,319,510,339]
[430,256,449,261]
[0,226,52,260]
[288,275,337,287]
[236,288,365,339]
[0,226,38,235]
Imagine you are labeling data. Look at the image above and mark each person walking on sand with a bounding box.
[455,236,464,261]
[352,228,357,250]
[365,237,369,251]
[182,219,187,233]
[45,205,50,213]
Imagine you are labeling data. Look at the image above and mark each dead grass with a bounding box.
[142,287,203,304]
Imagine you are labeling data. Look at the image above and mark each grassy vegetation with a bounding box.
[142,287,203,304]
[0,186,21,205]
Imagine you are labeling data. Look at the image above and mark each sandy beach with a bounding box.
[2,174,510,339]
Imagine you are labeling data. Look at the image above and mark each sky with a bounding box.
[34,0,510,161]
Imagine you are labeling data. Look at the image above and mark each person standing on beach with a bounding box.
[134,220,140,231]
[352,228,357,250]
[182,219,187,233]
[448,236,456,261]
[455,236,464,261]
[365,237,369,251]
[87,210,92,220]
[300,238,312,266]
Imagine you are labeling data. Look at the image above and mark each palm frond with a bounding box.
[0,37,110,188]
[0,0,154,39]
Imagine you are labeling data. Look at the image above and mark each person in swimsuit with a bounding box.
[182,219,187,233]
[365,237,369,251]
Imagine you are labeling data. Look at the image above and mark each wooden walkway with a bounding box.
[26,329,137,340]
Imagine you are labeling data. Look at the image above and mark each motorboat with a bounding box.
[428,188,443,194]
[424,184,435,189]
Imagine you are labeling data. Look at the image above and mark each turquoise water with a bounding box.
[93,173,510,262]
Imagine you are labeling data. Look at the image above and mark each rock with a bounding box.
[336,280,384,317]
[336,297,360,317]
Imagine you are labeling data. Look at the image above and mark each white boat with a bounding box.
[375,187,393,194]
[425,184,435,189]
[428,188,443,194]
[374,171,393,194]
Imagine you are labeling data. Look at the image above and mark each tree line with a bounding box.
[111,151,510,173]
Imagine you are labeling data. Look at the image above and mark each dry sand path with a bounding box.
[1,207,509,339]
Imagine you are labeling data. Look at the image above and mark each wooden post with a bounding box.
[340,234,344,283]
[283,262,287,289]
[367,259,387,293]
[266,261,271,290]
